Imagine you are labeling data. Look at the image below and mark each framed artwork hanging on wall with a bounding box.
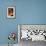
[7,7,15,18]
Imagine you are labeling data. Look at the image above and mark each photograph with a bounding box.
[7,7,15,18]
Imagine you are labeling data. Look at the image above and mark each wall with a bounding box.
[0,0,46,44]
[16,0,46,24]
[0,0,18,44]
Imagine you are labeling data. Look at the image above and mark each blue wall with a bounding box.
[0,0,46,44]
[16,0,46,24]
[0,0,17,44]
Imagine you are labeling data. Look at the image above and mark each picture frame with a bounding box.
[7,7,15,18]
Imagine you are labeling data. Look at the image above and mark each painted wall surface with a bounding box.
[16,0,46,24]
[0,0,18,44]
[0,0,46,44]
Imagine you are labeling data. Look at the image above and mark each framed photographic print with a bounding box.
[7,7,15,18]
